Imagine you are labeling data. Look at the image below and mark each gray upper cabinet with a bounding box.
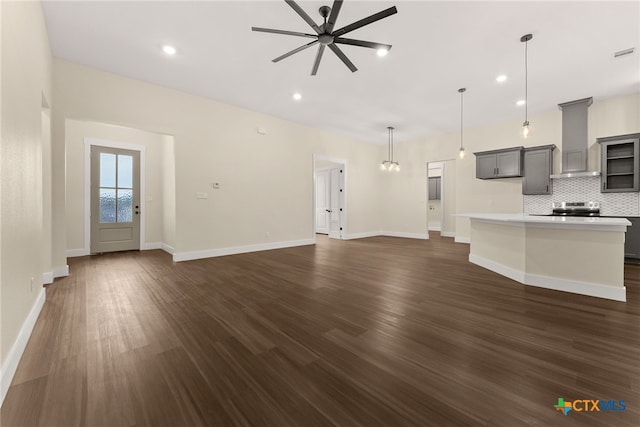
[598,133,640,192]
[428,177,441,200]
[474,147,524,179]
[523,145,555,195]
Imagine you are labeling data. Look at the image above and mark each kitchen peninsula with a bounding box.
[463,214,630,301]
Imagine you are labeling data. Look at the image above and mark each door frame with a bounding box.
[83,137,146,255]
[313,154,347,241]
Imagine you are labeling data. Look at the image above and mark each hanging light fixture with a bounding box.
[521,33,533,138]
[458,88,466,159]
[380,126,399,172]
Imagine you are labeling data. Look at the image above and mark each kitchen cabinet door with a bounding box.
[598,135,640,193]
[496,151,522,177]
[625,217,640,259]
[523,145,554,195]
[476,154,498,179]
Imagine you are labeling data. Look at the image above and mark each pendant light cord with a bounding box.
[524,38,528,123]
[460,90,464,149]
[388,127,391,162]
[458,88,466,151]
[390,127,394,162]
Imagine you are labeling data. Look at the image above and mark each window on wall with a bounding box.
[99,153,133,223]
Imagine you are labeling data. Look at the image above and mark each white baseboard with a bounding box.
[525,272,626,302]
[42,265,69,285]
[66,248,89,258]
[53,265,69,279]
[381,231,429,240]
[455,236,471,244]
[469,254,525,283]
[469,253,626,302]
[173,238,315,262]
[161,243,175,254]
[141,242,162,250]
[343,231,380,240]
[428,226,442,231]
[42,272,54,285]
[0,287,46,407]
[441,231,455,238]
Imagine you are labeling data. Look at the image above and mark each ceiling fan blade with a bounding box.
[332,6,398,38]
[324,0,343,34]
[311,44,326,75]
[252,27,317,39]
[285,0,321,34]
[272,40,319,63]
[334,37,392,51]
[328,43,357,73]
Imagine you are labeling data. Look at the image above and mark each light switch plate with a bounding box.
[212,181,221,189]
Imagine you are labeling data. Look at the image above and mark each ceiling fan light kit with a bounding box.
[252,0,397,75]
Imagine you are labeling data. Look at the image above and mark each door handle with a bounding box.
[326,209,331,213]
[135,205,140,215]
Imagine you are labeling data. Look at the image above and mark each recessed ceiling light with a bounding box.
[496,75,507,83]
[162,45,177,56]
[516,99,526,106]
[293,93,302,101]
[377,48,389,57]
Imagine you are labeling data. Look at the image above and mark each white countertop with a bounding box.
[459,213,630,232]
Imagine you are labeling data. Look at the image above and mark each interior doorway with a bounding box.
[427,162,443,232]
[427,159,456,238]
[313,156,346,239]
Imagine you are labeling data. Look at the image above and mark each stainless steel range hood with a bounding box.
[550,97,601,179]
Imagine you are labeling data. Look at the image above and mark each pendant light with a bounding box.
[380,126,399,172]
[458,88,466,159]
[521,33,533,138]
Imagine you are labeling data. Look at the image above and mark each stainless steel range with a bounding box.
[548,201,600,217]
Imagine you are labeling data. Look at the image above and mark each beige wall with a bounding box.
[53,60,383,256]
[64,120,176,252]
[442,160,457,235]
[1,0,52,366]
[383,92,640,241]
[162,134,176,249]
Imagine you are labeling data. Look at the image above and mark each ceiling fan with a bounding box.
[252,0,397,75]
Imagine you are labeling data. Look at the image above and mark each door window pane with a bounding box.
[117,189,133,222]
[118,155,133,188]
[99,189,116,223]
[100,153,116,187]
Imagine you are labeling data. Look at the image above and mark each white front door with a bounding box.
[329,167,343,238]
[315,169,330,234]
[90,146,141,253]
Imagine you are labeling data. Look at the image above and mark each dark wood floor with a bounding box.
[2,233,639,426]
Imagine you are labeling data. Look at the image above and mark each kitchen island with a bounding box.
[462,214,630,301]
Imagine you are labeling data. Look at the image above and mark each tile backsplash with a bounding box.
[523,176,640,216]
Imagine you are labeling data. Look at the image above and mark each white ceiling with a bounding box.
[42,1,640,144]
